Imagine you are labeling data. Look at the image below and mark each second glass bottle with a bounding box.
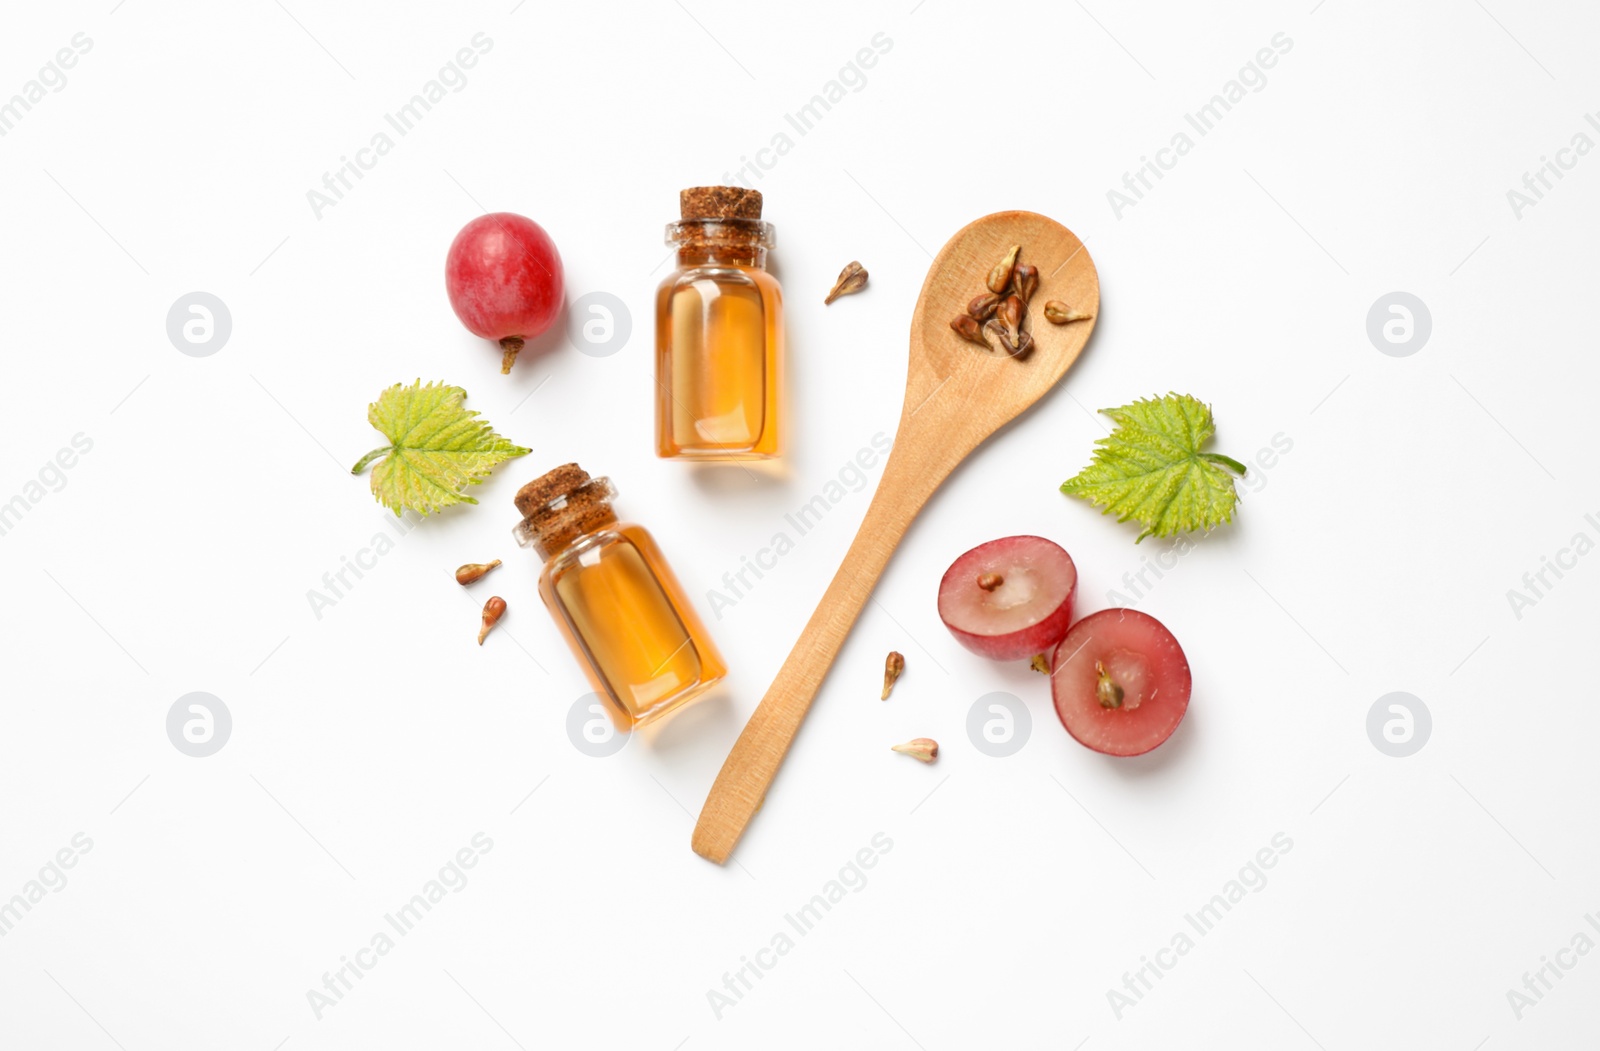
[655,185,784,460]
[513,464,726,731]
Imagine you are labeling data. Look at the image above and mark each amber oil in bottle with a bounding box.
[513,464,726,731]
[655,186,783,460]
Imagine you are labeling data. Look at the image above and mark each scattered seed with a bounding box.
[951,314,991,349]
[986,245,1021,294]
[881,650,906,700]
[825,260,869,304]
[982,318,1012,353]
[967,292,1001,321]
[1011,264,1039,306]
[891,737,939,763]
[996,295,1023,343]
[1095,660,1124,709]
[1044,300,1094,325]
[478,596,507,645]
[1030,653,1051,674]
[455,560,502,585]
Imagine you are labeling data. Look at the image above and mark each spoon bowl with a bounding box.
[901,210,1100,457]
[692,210,1099,864]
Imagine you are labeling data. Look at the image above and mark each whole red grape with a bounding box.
[445,212,564,374]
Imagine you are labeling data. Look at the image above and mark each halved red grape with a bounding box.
[937,536,1077,661]
[1051,608,1190,756]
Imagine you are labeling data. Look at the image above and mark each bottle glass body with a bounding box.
[536,521,726,731]
[655,220,783,460]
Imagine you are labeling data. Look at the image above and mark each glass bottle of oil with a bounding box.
[655,186,783,460]
[513,463,726,731]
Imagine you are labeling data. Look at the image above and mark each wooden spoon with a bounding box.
[691,211,1100,864]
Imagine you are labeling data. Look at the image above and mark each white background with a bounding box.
[0,0,1595,1047]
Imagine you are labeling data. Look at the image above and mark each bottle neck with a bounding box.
[676,244,767,268]
[667,218,774,271]
[512,476,620,560]
[533,508,618,560]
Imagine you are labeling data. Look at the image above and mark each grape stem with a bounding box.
[499,336,525,374]
[350,446,392,475]
[1199,452,1248,475]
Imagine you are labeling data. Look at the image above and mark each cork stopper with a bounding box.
[513,463,618,556]
[514,463,590,519]
[680,186,763,221]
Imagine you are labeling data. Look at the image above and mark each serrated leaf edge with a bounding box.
[1059,391,1241,543]
[357,379,531,518]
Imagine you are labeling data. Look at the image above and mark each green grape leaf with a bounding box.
[350,380,530,517]
[1060,393,1247,543]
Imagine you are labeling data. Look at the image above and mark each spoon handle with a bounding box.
[692,448,948,864]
